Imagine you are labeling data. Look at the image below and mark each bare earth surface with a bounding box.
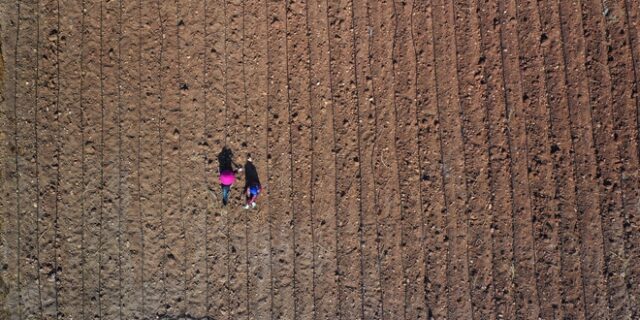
[1,0,640,319]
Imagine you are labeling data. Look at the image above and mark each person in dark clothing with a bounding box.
[243,157,262,209]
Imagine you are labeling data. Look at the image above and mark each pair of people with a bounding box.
[218,147,261,209]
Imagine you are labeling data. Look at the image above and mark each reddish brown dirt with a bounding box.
[2,0,640,319]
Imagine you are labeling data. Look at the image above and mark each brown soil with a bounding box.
[2,0,639,319]
[0,10,8,320]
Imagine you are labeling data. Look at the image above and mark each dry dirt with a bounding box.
[1,0,640,319]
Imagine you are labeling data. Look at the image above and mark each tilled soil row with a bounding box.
[451,0,494,319]
[3,0,640,319]
[411,3,449,318]
[581,0,638,318]
[284,0,314,318]
[306,0,339,318]
[476,0,518,318]
[556,0,609,318]
[536,1,587,319]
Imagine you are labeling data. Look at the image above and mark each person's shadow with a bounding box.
[244,158,261,189]
[218,146,236,173]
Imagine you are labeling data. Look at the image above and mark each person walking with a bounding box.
[218,147,242,206]
[219,170,236,206]
[244,157,262,209]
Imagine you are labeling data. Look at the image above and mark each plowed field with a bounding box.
[1,0,640,319]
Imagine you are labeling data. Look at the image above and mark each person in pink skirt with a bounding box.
[218,147,242,206]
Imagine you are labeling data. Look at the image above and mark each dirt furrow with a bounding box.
[224,0,249,317]
[56,0,85,318]
[0,34,4,319]
[0,1,18,316]
[132,0,149,316]
[9,1,42,317]
[228,0,251,315]
[118,0,144,317]
[177,0,208,316]
[476,1,517,318]
[325,0,363,318]
[496,0,540,318]
[241,0,271,318]
[203,0,229,317]
[412,2,449,318]
[117,0,128,312]
[536,0,590,318]
[627,0,640,133]
[157,0,186,315]
[450,0,495,318]
[239,6,252,317]
[284,1,315,319]
[367,0,404,318]
[306,0,339,318]
[1,1,16,316]
[580,0,632,317]
[621,0,640,316]
[35,0,61,317]
[165,0,188,315]
[556,1,610,318]
[241,1,272,319]
[601,1,640,316]
[81,0,104,317]
[265,1,295,318]
[513,1,563,318]
[114,0,128,318]
[391,0,427,318]
[115,0,127,318]
[431,0,474,318]
[535,1,587,318]
[173,15,188,309]
[99,0,126,317]
[138,0,165,314]
[350,0,382,317]
[627,0,640,106]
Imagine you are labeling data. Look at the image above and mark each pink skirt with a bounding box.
[219,170,235,185]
